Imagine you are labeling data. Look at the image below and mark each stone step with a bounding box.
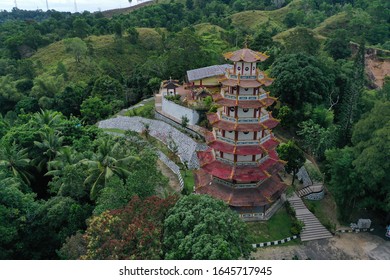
[302,227,328,233]
[287,192,333,242]
[301,231,333,238]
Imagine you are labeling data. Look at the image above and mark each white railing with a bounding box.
[239,75,257,80]
[221,115,236,122]
[216,135,236,144]
[236,161,258,166]
[260,114,270,122]
[258,155,269,165]
[238,118,258,123]
[237,140,258,145]
[238,96,258,100]
[216,156,234,165]
[214,177,257,189]
[260,134,271,144]
[259,93,267,100]
[223,94,236,100]
[221,114,260,124]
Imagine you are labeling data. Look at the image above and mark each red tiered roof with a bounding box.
[260,136,280,151]
[197,150,271,182]
[194,169,287,207]
[223,48,269,63]
[206,113,279,131]
[212,93,277,108]
[221,78,263,88]
[204,131,265,155]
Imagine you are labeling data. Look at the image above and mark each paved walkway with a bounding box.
[288,192,333,242]
[98,116,207,169]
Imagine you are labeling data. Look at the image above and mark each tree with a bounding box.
[277,140,305,185]
[0,175,37,259]
[91,75,124,104]
[54,82,88,117]
[297,119,338,159]
[350,101,390,212]
[81,195,177,260]
[0,142,33,186]
[82,137,139,200]
[126,27,139,44]
[33,128,64,172]
[166,28,212,80]
[72,18,90,39]
[283,27,320,56]
[325,147,363,220]
[270,53,332,122]
[338,42,365,145]
[163,194,253,260]
[324,29,352,60]
[24,196,91,259]
[63,38,88,63]
[95,148,168,214]
[80,96,112,124]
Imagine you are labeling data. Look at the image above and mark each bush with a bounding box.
[291,219,304,235]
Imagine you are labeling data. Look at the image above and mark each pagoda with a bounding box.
[194,48,287,221]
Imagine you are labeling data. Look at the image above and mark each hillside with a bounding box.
[101,0,155,18]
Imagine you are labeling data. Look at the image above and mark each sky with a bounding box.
[1,0,151,13]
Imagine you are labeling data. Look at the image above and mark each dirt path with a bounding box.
[156,159,181,196]
[252,233,390,260]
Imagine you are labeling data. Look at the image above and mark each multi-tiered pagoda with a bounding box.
[194,48,287,220]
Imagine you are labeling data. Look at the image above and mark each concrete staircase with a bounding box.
[288,193,333,242]
[297,186,313,198]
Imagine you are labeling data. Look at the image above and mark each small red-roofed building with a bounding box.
[194,47,287,221]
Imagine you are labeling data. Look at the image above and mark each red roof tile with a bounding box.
[195,172,287,207]
[223,48,269,63]
[221,78,263,88]
[260,136,280,151]
[208,140,265,155]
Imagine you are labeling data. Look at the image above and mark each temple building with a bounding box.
[194,48,287,221]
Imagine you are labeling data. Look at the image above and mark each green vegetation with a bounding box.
[0,0,389,260]
[163,194,253,259]
[247,207,299,244]
[180,169,195,194]
[125,99,155,118]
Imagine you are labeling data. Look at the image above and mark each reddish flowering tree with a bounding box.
[81,195,177,260]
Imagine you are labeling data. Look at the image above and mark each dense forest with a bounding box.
[0,0,389,259]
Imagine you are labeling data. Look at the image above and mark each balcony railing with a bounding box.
[215,133,260,146]
[260,114,270,122]
[258,155,269,165]
[216,156,258,166]
[260,134,272,144]
[238,95,258,100]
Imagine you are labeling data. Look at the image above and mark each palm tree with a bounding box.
[32,109,63,129]
[33,128,64,172]
[46,146,82,177]
[82,138,139,200]
[0,142,33,186]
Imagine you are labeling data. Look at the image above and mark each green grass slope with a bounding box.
[30,28,163,83]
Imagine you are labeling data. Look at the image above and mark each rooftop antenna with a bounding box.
[74,0,78,13]
[46,0,49,10]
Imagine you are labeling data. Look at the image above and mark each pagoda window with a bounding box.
[244,88,249,91]
[243,108,249,113]
[237,66,241,71]
[243,131,249,134]
[245,67,249,71]
[228,131,233,133]
[230,107,235,112]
